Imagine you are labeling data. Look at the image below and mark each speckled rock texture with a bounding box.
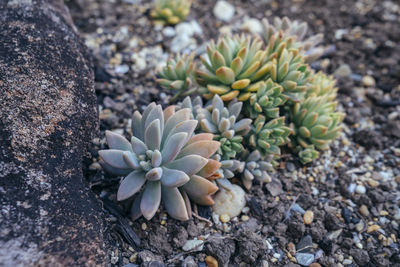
[0,0,106,265]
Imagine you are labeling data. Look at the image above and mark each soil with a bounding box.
[66,0,400,266]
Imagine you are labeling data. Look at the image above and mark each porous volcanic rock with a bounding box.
[0,0,106,265]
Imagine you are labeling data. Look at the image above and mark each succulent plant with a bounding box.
[196,35,275,101]
[156,53,197,102]
[297,145,319,164]
[246,79,288,119]
[196,95,252,160]
[306,71,338,101]
[98,103,221,221]
[248,115,292,156]
[150,0,191,25]
[240,150,273,190]
[262,16,324,63]
[290,95,345,153]
[262,45,312,102]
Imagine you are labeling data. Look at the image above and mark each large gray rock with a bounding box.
[0,0,106,265]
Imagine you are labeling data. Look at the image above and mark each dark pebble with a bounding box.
[319,237,333,255]
[341,208,352,224]
[296,235,313,253]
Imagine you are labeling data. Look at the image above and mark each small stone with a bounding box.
[286,162,295,172]
[220,214,230,223]
[334,64,352,78]
[213,184,246,218]
[205,255,218,267]
[355,184,366,194]
[335,29,348,39]
[141,223,147,230]
[115,64,129,74]
[89,162,102,170]
[343,259,352,265]
[182,239,204,252]
[297,235,313,253]
[287,242,296,255]
[241,18,263,34]
[213,1,235,22]
[367,179,379,187]
[309,263,321,267]
[266,178,283,196]
[296,253,315,266]
[241,215,249,221]
[183,256,197,267]
[359,205,370,217]
[111,256,119,264]
[362,75,375,87]
[303,210,314,225]
[291,204,305,215]
[129,253,138,263]
[355,220,365,232]
[367,224,381,233]
[162,27,176,37]
[273,253,281,259]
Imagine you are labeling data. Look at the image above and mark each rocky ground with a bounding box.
[66,0,400,266]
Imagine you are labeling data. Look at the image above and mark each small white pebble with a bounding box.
[355,184,366,194]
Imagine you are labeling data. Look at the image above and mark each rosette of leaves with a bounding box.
[150,0,191,25]
[240,150,273,190]
[262,44,312,102]
[297,146,319,164]
[98,103,221,221]
[290,95,345,163]
[246,79,288,119]
[196,95,252,160]
[248,114,292,156]
[196,35,275,102]
[262,16,324,63]
[306,71,338,101]
[156,53,197,102]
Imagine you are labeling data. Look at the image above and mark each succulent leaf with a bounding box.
[151,0,192,25]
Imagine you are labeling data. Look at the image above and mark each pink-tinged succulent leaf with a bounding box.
[123,151,140,169]
[200,119,218,133]
[145,167,163,181]
[162,187,189,221]
[212,94,224,111]
[178,140,220,159]
[151,150,162,167]
[105,130,132,151]
[188,194,215,206]
[164,120,197,144]
[181,189,192,218]
[186,133,214,145]
[165,155,208,176]
[161,132,188,164]
[197,159,222,179]
[140,181,161,220]
[145,119,161,150]
[99,160,132,176]
[129,193,142,221]
[117,170,146,201]
[131,111,142,139]
[161,167,190,187]
[131,136,147,155]
[145,104,164,135]
[182,175,218,205]
[163,108,191,140]
[141,102,157,132]
[99,149,131,169]
[163,105,176,122]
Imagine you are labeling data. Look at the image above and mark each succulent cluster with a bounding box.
[156,53,196,102]
[151,0,191,25]
[100,16,346,220]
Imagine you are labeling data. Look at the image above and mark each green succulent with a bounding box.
[156,53,197,102]
[99,103,221,221]
[151,0,191,25]
[196,95,252,160]
[196,35,275,102]
[297,145,319,164]
[240,150,273,190]
[262,16,324,63]
[248,115,292,156]
[290,95,345,152]
[262,45,312,102]
[247,79,288,119]
[306,71,338,100]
